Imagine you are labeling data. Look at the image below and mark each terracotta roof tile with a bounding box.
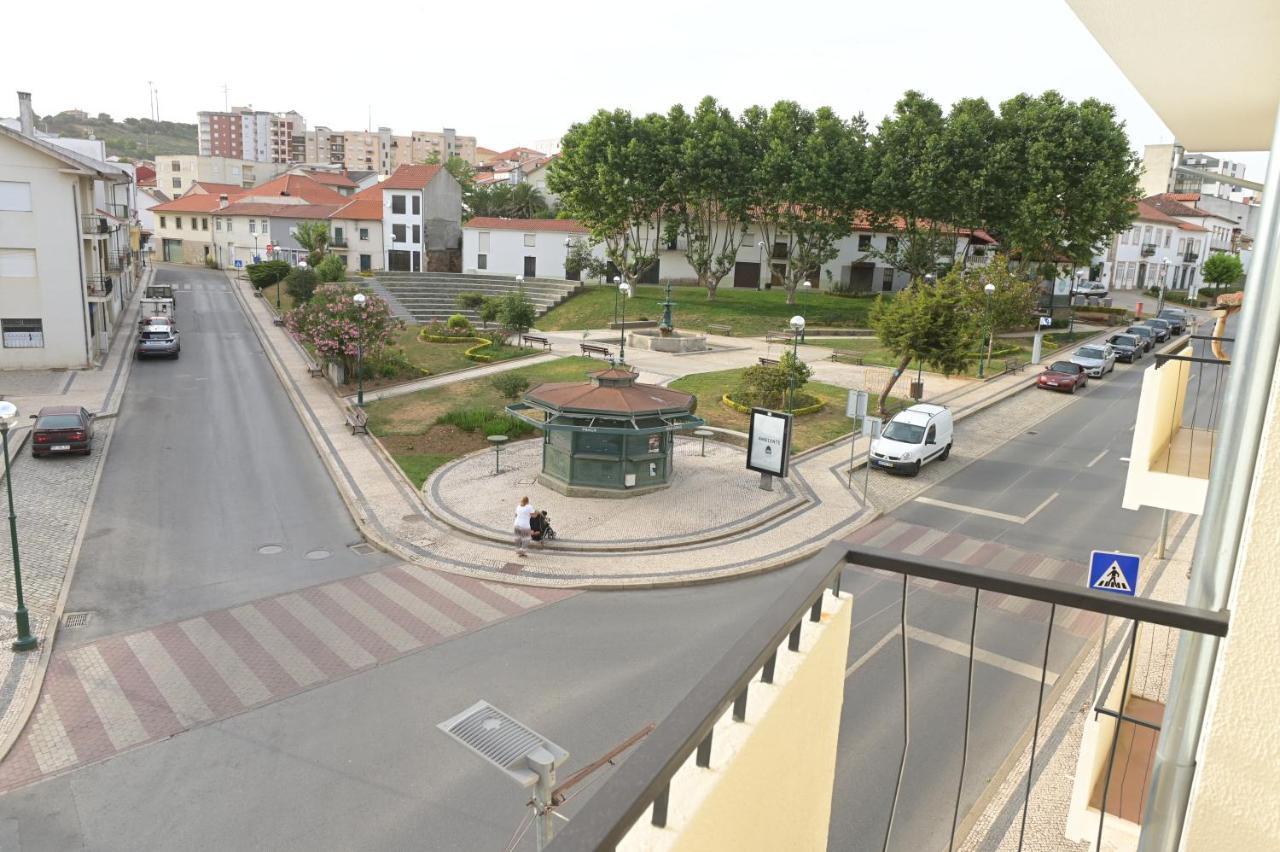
[152,194,237,213]
[241,173,346,204]
[465,217,588,233]
[216,201,342,219]
[299,170,357,188]
[329,184,383,220]
[381,164,443,189]
[183,181,245,197]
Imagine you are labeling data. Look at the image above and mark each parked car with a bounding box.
[1037,360,1089,394]
[1125,325,1156,352]
[1071,344,1117,377]
[869,404,953,476]
[1158,308,1189,335]
[1106,333,1144,363]
[136,322,181,359]
[1073,281,1109,298]
[30,406,95,457]
[1141,319,1172,342]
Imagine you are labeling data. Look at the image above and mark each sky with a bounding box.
[0,0,1267,178]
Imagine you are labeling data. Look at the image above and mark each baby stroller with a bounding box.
[529,509,556,546]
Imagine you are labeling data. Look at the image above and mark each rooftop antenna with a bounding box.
[222,82,229,112]
[367,104,372,132]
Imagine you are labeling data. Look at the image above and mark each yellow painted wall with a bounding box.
[1123,348,1206,513]
[1183,364,1280,848]
[666,594,851,852]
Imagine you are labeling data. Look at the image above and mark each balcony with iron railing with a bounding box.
[85,275,113,298]
[1183,250,1199,263]
[331,234,349,248]
[1141,243,1158,257]
[104,202,130,221]
[544,543,1228,852]
[81,214,114,237]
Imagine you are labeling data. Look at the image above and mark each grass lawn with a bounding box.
[805,336,1055,378]
[256,283,298,315]
[669,368,892,452]
[333,328,532,395]
[365,356,602,486]
[536,284,881,338]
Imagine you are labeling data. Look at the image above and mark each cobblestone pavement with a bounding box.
[959,514,1196,851]
[0,563,573,793]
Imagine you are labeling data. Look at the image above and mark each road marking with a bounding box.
[1119,456,1131,462]
[913,492,1058,525]
[65,645,150,751]
[1087,449,1108,468]
[845,624,1059,685]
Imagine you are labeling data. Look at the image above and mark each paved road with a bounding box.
[64,264,396,644]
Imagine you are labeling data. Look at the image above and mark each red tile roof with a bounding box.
[183,181,245,197]
[329,184,383,221]
[1137,197,1210,231]
[381,164,443,190]
[241,173,346,204]
[465,217,588,234]
[216,201,342,219]
[135,164,156,184]
[152,194,237,213]
[1144,194,1207,219]
[299,170,357,188]
[1169,193,1201,203]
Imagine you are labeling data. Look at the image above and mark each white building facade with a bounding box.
[154,155,287,198]
[1096,200,1208,294]
[380,165,463,272]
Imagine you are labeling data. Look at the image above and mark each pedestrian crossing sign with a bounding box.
[1088,550,1140,596]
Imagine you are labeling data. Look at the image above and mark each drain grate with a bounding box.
[437,701,568,787]
[348,542,376,556]
[62,611,93,629]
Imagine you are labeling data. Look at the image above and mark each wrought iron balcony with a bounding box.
[105,251,130,272]
[81,214,112,236]
[1141,243,1158,256]
[331,235,348,248]
[1183,251,1199,263]
[547,542,1229,852]
[85,275,113,297]
[105,202,130,221]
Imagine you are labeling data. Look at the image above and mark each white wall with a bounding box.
[462,226,597,277]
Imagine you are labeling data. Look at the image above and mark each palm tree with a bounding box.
[293,220,329,265]
[509,183,549,218]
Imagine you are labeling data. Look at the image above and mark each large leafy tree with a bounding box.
[985,92,1141,269]
[286,284,402,376]
[743,101,868,304]
[869,270,979,413]
[954,256,1043,365]
[1200,252,1244,288]
[671,96,753,301]
[549,107,683,284]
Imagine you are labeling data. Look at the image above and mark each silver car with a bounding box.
[136,323,181,359]
[1071,344,1116,377]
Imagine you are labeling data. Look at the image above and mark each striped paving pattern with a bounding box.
[845,518,1102,637]
[0,566,572,793]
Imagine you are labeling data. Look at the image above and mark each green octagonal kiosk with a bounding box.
[506,368,704,497]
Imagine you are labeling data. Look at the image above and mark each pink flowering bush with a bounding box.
[285,284,403,377]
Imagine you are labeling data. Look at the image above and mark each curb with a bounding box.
[0,282,143,764]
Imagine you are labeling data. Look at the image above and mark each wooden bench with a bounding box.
[272,316,285,327]
[758,357,780,367]
[764,331,793,344]
[301,353,325,378]
[345,406,369,435]
[1003,358,1027,374]
[580,343,612,358]
[522,334,552,351]
[829,351,864,365]
[706,323,732,336]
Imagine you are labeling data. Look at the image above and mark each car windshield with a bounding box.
[882,421,926,443]
[1077,347,1105,359]
[1128,327,1152,336]
[36,415,81,429]
[142,332,173,340]
[1049,361,1079,373]
[1111,336,1137,347]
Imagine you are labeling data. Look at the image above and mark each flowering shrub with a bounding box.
[285,284,403,376]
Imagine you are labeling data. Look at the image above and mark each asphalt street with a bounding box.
[63,264,397,644]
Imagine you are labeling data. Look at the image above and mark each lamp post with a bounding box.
[757,240,767,290]
[618,282,632,364]
[0,402,36,652]
[352,292,366,407]
[798,280,812,342]
[1158,258,1169,314]
[1068,270,1083,336]
[979,281,996,378]
[788,315,805,413]
[612,275,622,326]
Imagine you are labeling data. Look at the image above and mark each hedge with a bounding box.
[720,392,825,417]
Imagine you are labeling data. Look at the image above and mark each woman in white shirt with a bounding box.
[514,496,534,557]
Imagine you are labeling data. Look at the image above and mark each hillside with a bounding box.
[39,111,197,159]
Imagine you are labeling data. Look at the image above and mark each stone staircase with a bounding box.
[366,272,584,325]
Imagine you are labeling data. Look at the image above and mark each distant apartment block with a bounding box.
[198,107,306,164]
[304,126,478,171]
[155,155,289,198]
[1140,142,1249,200]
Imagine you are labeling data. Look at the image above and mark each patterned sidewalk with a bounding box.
[0,563,573,793]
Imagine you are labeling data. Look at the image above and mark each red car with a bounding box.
[1036,360,1089,394]
[30,406,96,457]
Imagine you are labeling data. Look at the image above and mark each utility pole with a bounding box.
[222,82,229,112]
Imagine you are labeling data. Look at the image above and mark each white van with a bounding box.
[869,403,954,476]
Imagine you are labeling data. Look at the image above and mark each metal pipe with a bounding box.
[1140,108,1280,851]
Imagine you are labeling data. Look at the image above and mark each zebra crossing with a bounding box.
[0,566,572,792]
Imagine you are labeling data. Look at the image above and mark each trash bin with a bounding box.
[910,381,924,400]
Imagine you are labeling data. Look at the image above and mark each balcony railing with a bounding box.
[1183,251,1199,263]
[331,235,348,248]
[105,251,131,272]
[105,202,130,221]
[1141,243,1158,257]
[85,275,113,297]
[547,543,1229,852]
[81,214,113,236]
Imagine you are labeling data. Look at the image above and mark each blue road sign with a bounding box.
[1089,550,1140,596]
[234,259,244,269]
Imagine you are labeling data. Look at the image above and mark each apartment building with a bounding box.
[0,93,137,369]
[303,126,480,172]
[1140,142,1252,200]
[379,164,463,271]
[198,107,306,164]
[155,155,288,198]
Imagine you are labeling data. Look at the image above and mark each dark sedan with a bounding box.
[1107,333,1144,363]
[30,406,95,457]
[1036,360,1089,394]
[1141,319,1171,342]
[1125,325,1157,352]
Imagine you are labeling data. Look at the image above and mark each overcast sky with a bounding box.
[1,0,1267,177]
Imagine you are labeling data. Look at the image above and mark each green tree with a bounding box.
[1200,252,1244,288]
[246,259,290,289]
[456,291,487,315]
[293,220,330,266]
[479,296,502,329]
[284,266,318,303]
[315,254,346,283]
[497,289,538,343]
[955,257,1042,332]
[985,92,1141,269]
[742,101,868,304]
[509,183,551,218]
[564,238,607,281]
[672,96,753,301]
[870,270,980,413]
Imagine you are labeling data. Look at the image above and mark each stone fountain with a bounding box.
[627,281,709,353]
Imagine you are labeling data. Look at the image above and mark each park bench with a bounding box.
[522,334,552,351]
[758,357,780,367]
[764,331,793,344]
[1003,358,1027,374]
[580,342,612,358]
[706,323,732,336]
[301,352,325,379]
[272,315,285,327]
[345,406,369,435]
[829,351,864,365]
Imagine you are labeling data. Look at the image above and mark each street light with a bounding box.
[0,402,36,652]
[1158,258,1169,314]
[612,275,623,326]
[798,280,812,342]
[352,292,367,407]
[788,314,805,413]
[979,281,996,378]
[618,282,632,364]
